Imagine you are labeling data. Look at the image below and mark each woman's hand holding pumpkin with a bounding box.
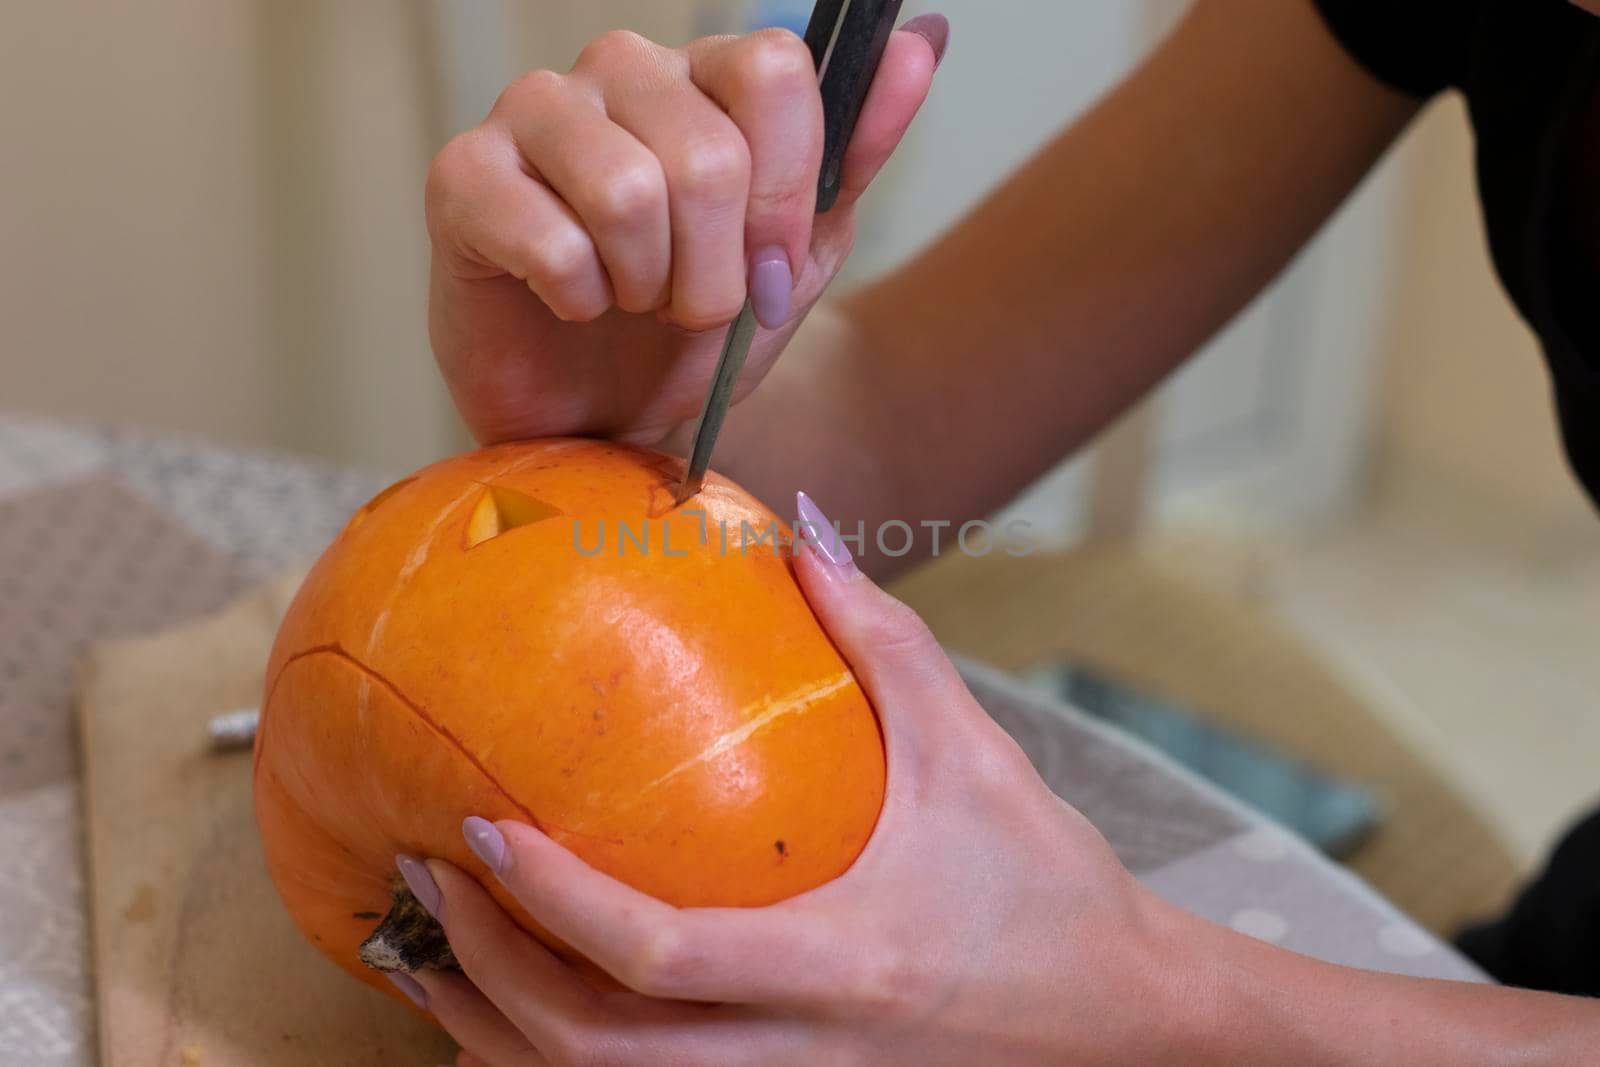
[387,493,1192,1066]
[375,494,1600,1066]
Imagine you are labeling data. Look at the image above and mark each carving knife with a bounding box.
[674,0,907,505]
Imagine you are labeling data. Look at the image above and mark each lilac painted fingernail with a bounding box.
[396,853,442,917]
[901,14,951,67]
[749,247,793,330]
[387,971,429,1010]
[796,491,857,573]
[463,816,507,875]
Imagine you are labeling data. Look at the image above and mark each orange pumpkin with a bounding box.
[253,439,885,1000]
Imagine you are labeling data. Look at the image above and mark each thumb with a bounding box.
[790,491,972,747]
[830,15,950,213]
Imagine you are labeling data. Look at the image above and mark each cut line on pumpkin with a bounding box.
[343,476,419,535]
[259,644,617,847]
[638,671,857,797]
[364,482,486,659]
[465,484,563,548]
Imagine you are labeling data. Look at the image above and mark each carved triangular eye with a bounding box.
[465,485,561,548]
[344,477,419,535]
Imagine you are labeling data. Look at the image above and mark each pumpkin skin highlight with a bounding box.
[253,439,886,1000]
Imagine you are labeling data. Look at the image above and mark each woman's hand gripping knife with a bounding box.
[425,18,948,448]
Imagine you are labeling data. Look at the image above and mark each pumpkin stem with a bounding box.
[357,878,459,975]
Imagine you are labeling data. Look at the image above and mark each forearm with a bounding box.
[1148,896,1600,1066]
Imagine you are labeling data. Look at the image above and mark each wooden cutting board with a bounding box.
[79,575,456,1067]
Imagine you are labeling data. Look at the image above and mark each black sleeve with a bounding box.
[1310,0,1471,98]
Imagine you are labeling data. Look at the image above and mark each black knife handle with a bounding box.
[803,0,906,214]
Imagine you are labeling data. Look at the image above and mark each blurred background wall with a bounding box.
[5,2,287,453]
[1375,95,1598,540]
[3,1,453,471]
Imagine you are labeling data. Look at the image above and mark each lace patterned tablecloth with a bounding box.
[0,413,1484,1066]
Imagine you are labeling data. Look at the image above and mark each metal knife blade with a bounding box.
[673,0,905,505]
[674,299,760,504]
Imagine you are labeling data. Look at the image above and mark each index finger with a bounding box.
[461,817,876,1010]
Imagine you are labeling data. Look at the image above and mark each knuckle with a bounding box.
[426,132,475,193]
[425,131,491,229]
[493,68,565,115]
[619,924,695,997]
[731,30,816,95]
[672,296,745,334]
[747,178,814,219]
[616,277,669,316]
[861,600,938,662]
[587,162,666,230]
[525,231,609,322]
[672,134,751,202]
[967,731,1039,788]
[560,304,608,325]
[545,291,608,324]
[451,938,494,984]
[578,29,651,71]
[530,228,596,290]
[846,939,937,1022]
